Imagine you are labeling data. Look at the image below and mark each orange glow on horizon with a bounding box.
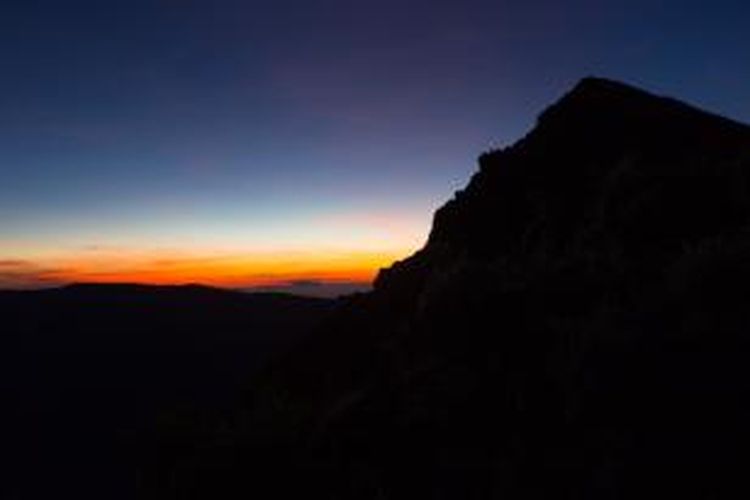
[4,248,409,289]
[0,204,431,290]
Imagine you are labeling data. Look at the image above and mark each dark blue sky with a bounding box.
[1,0,749,287]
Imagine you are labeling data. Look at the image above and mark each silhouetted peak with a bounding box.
[535,76,750,138]
[569,76,654,97]
[376,77,750,294]
[552,76,682,112]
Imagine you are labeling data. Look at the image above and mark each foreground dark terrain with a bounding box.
[147,78,750,498]
[0,284,333,499]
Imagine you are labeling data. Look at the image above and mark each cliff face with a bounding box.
[156,79,750,499]
[377,77,750,301]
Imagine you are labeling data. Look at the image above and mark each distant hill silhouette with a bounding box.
[0,284,333,500]
[246,280,372,298]
[151,78,750,499]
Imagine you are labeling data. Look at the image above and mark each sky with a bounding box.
[1,0,749,292]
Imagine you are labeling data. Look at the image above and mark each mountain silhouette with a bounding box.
[0,284,333,500]
[152,78,750,499]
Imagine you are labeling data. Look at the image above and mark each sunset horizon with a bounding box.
[4,0,750,498]
[4,1,748,296]
[0,245,412,291]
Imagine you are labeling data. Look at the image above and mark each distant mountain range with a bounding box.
[150,78,750,499]
[245,280,372,298]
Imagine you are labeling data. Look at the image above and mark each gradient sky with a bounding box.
[2,0,749,290]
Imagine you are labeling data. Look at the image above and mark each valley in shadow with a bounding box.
[0,284,334,499]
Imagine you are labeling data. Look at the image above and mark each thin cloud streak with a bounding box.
[0,259,65,289]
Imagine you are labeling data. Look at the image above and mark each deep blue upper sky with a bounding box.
[1,0,749,286]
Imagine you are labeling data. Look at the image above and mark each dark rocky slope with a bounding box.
[158,78,750,499]
[0,284,333,500]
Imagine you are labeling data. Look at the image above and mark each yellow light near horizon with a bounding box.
[0,207,429,289]
[33,249,406,288]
